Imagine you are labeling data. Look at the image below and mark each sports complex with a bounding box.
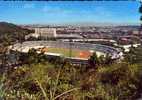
[11,41,123,63]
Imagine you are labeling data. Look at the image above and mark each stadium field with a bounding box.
[38,47,92,59]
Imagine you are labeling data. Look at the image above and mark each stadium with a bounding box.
[11,41,123,64]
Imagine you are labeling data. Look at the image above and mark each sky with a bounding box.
[0,1,141,25]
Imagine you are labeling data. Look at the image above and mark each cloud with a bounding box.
[23,3,35,9]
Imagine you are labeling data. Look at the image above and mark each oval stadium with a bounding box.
[11,41,123,63]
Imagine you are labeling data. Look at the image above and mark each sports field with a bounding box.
[38,47,92,59]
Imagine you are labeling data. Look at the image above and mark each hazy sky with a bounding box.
[0,1,140,25]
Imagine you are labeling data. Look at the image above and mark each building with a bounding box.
[35,28,57,38]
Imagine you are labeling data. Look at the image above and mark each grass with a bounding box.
[39,47,92,59]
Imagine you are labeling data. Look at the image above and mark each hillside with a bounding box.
[0,22,32,43]
[0,22,30,33]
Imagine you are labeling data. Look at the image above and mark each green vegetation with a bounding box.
[125,46,142,64]
[0,59,142,100]
[0,45,141,100]
[0,22,33,44]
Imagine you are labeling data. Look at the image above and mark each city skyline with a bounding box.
[0,1,140,25]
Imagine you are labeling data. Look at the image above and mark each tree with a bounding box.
[0,34,13,69]
[88,52,100,68]
[125,46,142,64]
[27,48,38,64]
[104,53,112,65]
[18,48,47,66]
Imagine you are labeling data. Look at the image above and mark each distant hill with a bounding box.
[0,22,32,44]
[115,25,140,30]
[0,22,31,33]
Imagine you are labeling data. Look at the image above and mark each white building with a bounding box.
[35,28,57,38]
